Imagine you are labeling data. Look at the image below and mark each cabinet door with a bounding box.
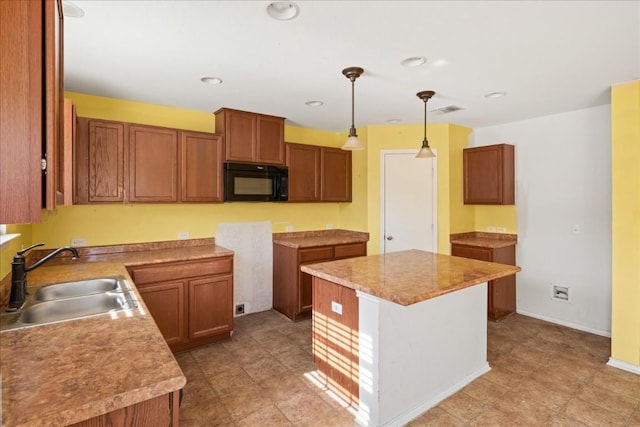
[138,280,187,346]
[451,244,492,262]
[75,119,126,203]
[221,110,257,162]
[44,0,63,211]
[286,143,320,202]
[463,144,514,205]
[129,125,179,202]
[0,1,45,223]
[320,147,352,202]
[181,131,223,202]
[256,115,284,165]
[188,275,233,339]
[299,247,334,314]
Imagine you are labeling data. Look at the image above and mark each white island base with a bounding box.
[351,283,489,426]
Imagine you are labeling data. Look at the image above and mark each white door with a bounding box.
[381,150,437,254]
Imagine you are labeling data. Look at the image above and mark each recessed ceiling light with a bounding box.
[401,56,427,67]
[305,100,324,107]
[62,1,84,18]
[485,91,507,99]
[386,119,402,124]
[266,2,300,20]
[200,77,223,85]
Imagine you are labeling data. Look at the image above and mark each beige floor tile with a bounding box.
[242,355,290,382]
[575,382,638,417]
[437,392,487,422]
[591,368,640,400]
[562,397,630,426]
[276,389,335,425]
[177,310,635,427]
[408,407,466,426]
[236,403,292,427]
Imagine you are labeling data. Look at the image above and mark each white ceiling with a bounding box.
[64,1,640,132]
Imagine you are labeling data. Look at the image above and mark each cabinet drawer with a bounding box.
[130,257,233,285]
[451,245,492,262]
[299,247,334,263]
[334,242,366,259]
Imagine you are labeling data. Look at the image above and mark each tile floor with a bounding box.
[176,310,640,426]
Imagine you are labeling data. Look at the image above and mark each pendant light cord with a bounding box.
[350,77,356,136]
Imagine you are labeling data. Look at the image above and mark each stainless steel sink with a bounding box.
[18,292,137,325]
[33,276,130,301]
[1,276,137,331]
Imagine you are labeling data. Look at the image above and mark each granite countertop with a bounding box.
[450,231,518,249]
[301,249,521,306]
[273,229,369,248]
[0,263,186,426]
[0,239,234,426]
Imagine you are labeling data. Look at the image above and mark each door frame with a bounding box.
[380,149,438,253]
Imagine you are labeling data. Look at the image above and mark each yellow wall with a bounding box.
[474,206,518,234]
[610,80,640,367]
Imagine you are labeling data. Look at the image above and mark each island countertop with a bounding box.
[0,264,186,426]
[301,249,521,306]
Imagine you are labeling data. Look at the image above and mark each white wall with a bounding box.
[471,105,612,336]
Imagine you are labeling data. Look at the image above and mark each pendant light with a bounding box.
[341,66,365,151]
[416,90,436,158]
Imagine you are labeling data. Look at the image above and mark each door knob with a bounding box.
[386,236,393,240]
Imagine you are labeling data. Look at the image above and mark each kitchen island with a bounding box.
[301,249,521,427]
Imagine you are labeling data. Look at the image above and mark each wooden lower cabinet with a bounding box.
[451,243,516,321]
[69,392,179,427]
[129,256,233,352]
[273,242,366,321]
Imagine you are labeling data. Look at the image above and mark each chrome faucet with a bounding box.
[6,243,80,312]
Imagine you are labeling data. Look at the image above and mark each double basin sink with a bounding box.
[1,276,138,331]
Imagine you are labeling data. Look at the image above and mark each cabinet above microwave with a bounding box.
[214,108,285,165]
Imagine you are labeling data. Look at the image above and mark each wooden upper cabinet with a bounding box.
[286,143,321,202]
[128,125,179,202]
[0,0,62,223]
[181,131,223,202]
[321,147,352,202]
[75,118,126,203]
[75,118,224,204]
[58,98,75,206]
[215,108,285,165]
[463,143,515,205]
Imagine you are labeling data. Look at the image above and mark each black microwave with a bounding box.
[224,162,288,202]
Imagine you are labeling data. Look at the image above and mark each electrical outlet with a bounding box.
[285,225,294,232]
[70,238,87,247]
[178,231,189,239]
[235,304,245,315]
[331,301,343,315]
[496,227,507,233]
[325,224,334,229]
[486,226,497,232]
[552,285,570,302]
[571,224,581,234]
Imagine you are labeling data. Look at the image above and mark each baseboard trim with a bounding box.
[607,358,640,375]
[379,363,491,427]
[516,309,611,337]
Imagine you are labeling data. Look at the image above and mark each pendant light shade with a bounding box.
[341,66,365,151]
[416,90,436,158]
